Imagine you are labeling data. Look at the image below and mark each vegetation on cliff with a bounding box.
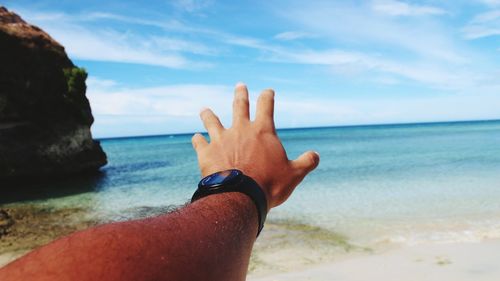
[64,67,88,96]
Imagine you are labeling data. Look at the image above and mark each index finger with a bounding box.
[200,108,223,139]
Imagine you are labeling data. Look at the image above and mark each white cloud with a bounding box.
[14,9,214,69]
[267,49,497,92]
[274,31,314,41]
[13,7,287,68]
[87,81,234,137]
[171,0,214,13]
[222,35,275,52]
[260,1,500,95]
[276,2,464,63]
[87,83,232,118]
[20,9,190,32]
[148,36,217,56]
[53,26,194,68]
[86,77,118,89]
[275,91,500,130]
[462,9,500,39]
[86,79,350,136]
[475,9,500,21]
[86,79,500,138]
[371,0,446,16]
[369,75,401,85]
[479,0,500,7]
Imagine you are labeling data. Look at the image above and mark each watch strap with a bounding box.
[239,174,268,236]
[191,173,268,237]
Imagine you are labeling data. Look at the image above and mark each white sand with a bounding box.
[3,240,499,280]
[248,240,500,281]
[0,251,28,268]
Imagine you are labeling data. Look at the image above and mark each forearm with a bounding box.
[0,192,258,281]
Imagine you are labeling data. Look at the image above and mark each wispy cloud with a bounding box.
[269,48,496,92]
[19,9,194,33]
[52,26,196,68]
[87,78,357,133]
[170,0,214,13]
[86,77,500,137]
[86,77,118,88]
[371,0,446,16]
[276,1,463,63]
[479,0,500,7]
[16,3,498,93]
[14,9,215,69]
[462,9,500,39]
[13,7,286,68]
[258,1,500,94]
[148,36,217,56]
[88,82,232,118]
[274,31,314,41]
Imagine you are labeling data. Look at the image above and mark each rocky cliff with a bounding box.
[0,7,107,180]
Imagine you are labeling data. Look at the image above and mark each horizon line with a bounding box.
[96,118,500,141]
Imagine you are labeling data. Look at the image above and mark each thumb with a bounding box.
[291,151,320,175]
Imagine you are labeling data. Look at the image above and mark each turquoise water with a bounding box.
[3,120,500,247]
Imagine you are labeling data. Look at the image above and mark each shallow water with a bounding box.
[2,120,500,259]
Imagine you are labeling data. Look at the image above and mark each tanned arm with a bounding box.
[0,83,320,281]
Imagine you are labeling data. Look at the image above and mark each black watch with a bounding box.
[191,169,268,237]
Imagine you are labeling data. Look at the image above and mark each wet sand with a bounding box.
[2,204,499,281]
[0,205,99,268]
[0,205,365,270]
[249,239,500,281]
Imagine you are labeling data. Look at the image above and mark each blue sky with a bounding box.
[4,0,500,137]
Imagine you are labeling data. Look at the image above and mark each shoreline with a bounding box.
[4,239,500,281]
[248,239,500,281]
[0,217,364,269]
[2,205,500,277]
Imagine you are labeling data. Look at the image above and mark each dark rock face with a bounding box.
[0,7,107,180]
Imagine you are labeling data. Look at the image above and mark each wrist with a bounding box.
[192,192,259,236]
[219,167,272,210]
[242,173,271,211]
[192,169,268,236]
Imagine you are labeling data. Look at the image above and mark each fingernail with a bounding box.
[200,107,209,114]
[235,82,246,88]
[313,151,320,163]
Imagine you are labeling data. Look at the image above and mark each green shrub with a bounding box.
[63,67,87,95]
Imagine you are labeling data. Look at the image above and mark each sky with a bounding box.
[4,0,500,138]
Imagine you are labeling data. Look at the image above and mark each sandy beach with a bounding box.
[3,239,499,281]
[0,251,26,268]
[249,239,500,281]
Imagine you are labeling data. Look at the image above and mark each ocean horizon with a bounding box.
[95,119,500,140]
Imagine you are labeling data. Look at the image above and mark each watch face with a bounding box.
[200,169,242,189]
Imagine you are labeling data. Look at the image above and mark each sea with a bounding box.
[2,120,500,271]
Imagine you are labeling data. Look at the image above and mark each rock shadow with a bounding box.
[0,171,106,204]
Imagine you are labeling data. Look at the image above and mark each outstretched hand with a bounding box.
[192,83,320,210]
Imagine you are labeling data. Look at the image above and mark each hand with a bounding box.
[192,83,320,210]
